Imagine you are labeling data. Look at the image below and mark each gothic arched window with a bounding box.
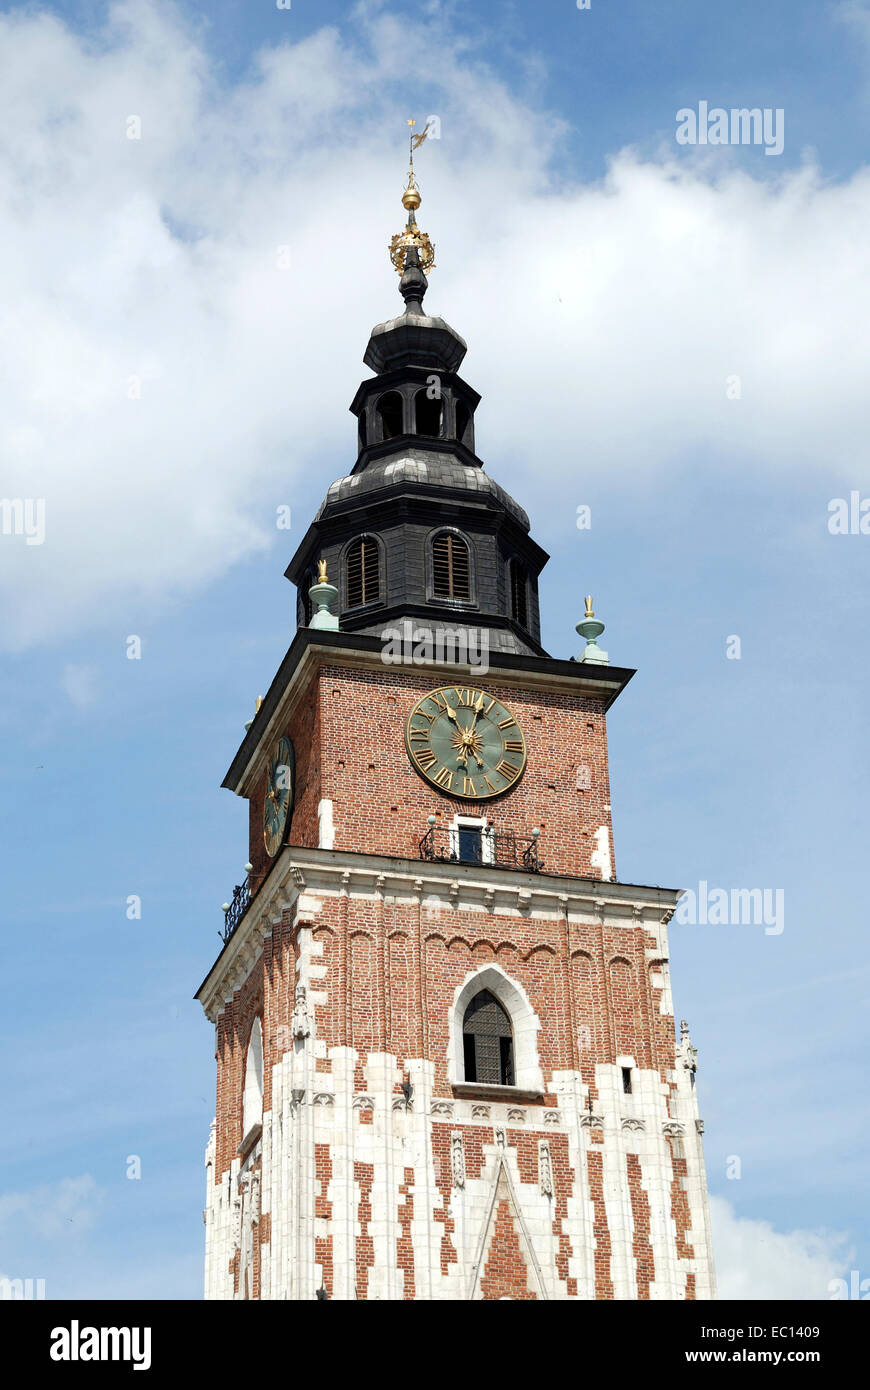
[414,387,443,438]
[242,1017,264,1136]
[346,536,380,608]
[376,391,403,441]
[432,531,471,601]
[462,989,514,1086]
[510,559,528,628]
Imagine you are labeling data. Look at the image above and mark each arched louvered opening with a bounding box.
[346,536,380,608]
[432,531,471,601]
[510,559,528,628]
[376,391,403,441]
[414,387,443,438]
[455,399,471,447]
[357,412,368,451]
[462,989,514,1085]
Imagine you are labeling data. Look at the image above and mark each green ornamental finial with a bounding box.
[576,593,609,665]
[308,560,339,630]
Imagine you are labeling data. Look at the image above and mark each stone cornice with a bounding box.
[195,845,680,1024]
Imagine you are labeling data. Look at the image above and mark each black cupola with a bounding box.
[286,150,549,658]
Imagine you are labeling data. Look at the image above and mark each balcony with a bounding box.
[221,877,251,945]
[419,822,543,873]
[219,822,543,946]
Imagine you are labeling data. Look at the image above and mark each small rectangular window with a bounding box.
[457,826,482,863]
[622,1067,633,1095]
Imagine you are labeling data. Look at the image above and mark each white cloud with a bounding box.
[0,1174,103,1241]
[1,1,869,650]
[61,662,99,707]
[710,1195,854,1299]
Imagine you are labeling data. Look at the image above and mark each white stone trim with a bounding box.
[448,812,495,865]
[242,1017,264,1136]
[448,963,544,1093]
[317,799,334,850]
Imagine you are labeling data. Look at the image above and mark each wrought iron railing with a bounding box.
[221,878,251,944]
[419,824,542,873]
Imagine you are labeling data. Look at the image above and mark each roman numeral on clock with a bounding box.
[496,759,521,783]
[414,750,438,771]
[497,717,516,730]
[503,739,523,754]
[433,766,454,790]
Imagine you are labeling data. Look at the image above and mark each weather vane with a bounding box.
[389,118,436,277]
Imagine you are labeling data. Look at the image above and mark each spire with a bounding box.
[389,119,436,316]
[363,120,465,375]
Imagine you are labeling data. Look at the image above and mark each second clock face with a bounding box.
[263,735,294,858]
[405,686,527,800]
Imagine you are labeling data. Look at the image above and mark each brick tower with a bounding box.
[197,149,716,1301]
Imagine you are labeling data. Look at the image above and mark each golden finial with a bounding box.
[317,558,328,584]
[584,595,595,619]
[255,695,264,712]
[390,119,436,276]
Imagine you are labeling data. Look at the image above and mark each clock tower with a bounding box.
[197,148,716,1301]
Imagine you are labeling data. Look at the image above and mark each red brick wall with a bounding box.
[245,659,616,883]
[302,898,668,1093]
[479,1198,538,1300]
[317,664,614,880]
[213,914,299,1179]
[213,892,677,1182]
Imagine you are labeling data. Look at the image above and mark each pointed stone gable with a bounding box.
[471,1163,545,1301]
[480,1196,537,1301]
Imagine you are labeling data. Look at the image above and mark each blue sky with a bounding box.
[1,0,868,1298]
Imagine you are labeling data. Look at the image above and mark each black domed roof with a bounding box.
[363,308,467,375]
[315,449,530,531]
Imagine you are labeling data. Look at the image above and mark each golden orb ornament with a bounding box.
[402,182,421,212]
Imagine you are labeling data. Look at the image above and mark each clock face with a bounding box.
[263,736,294,858]
[405,686,527,800]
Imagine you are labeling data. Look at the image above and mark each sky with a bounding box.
[1,0,868,1300]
